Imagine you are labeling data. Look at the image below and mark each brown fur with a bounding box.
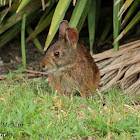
[42,20,100,97]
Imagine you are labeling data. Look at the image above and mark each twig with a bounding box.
[23,69,48,75]
[96,89,103,101]
[0,73,37,80]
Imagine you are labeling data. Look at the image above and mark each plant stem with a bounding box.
[113,0,123,51]
[21,14,26,69]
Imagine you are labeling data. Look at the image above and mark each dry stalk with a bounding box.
[93,40,140,94]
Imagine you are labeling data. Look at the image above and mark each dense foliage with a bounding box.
[0,0,140,52]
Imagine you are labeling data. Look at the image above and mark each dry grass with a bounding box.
[93,40,140,94]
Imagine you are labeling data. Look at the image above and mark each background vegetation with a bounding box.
[0,0,140,52]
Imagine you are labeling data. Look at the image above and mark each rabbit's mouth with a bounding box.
[43,66,68,74]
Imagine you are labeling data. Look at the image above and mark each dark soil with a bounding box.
[0,35,45,75]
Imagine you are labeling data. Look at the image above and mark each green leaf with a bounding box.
[0,23,21,47]
[0,1,20,22]
[113,10,140,44]
[124,10,140,34]
[0,0,14,7]
[121,0,140,27]
[37,0,55,25]
[118,0,134,19]
[21,14,27,69]
[69,0,88,28]
[0,0,41,34]
[16,0,31,13]
[0,9,38,47]
[26,9,55,41]
[44,0,72,51]
[77,0,92,32]
[113,0,124,51]
[88,0,96,53]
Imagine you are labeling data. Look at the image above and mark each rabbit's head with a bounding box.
[42,20,79,73]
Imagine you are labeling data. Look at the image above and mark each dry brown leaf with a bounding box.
[15,56,23,62]
[100,67,129,91]
[73,0,76,6]
[125,79,140,93]
[101,69,117,81]
[93,40,140,62]
[124,62,140,78]
[97,58,115,70]
[92,40,140,93]
[100,72,117,85]
[100,54,140,73]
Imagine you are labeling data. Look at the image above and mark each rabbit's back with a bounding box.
[77,44,100,89]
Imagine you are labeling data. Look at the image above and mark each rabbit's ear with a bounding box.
[59,20,69,38]
[65,27,79,47]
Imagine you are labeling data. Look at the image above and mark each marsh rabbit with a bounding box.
[42,20,100,97]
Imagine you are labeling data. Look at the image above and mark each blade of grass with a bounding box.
[0,1,21,22]
[77,0,92,32]
[0,11,38,48]
[118,0,134,20]
[0,23,21,47]
[0,0,41,34]
[88,0,96,54]
[37,0,55,25]
[16,0,31,13]
[0,7,11,22]
[44,0,72,51]
[21,14,26,69]
[121,0,140,28]
[26,8,54,41]
[0,0,11,6]
[26,26,43,52]
[113,10,140,44]
[69,0,88,28]
[123,10,140,34]
[113,0,124,51]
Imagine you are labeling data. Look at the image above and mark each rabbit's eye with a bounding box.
[54,52,59,57]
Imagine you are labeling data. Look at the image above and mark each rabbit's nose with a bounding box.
[42,65,45,69]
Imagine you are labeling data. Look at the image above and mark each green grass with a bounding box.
[0,73,139,139]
